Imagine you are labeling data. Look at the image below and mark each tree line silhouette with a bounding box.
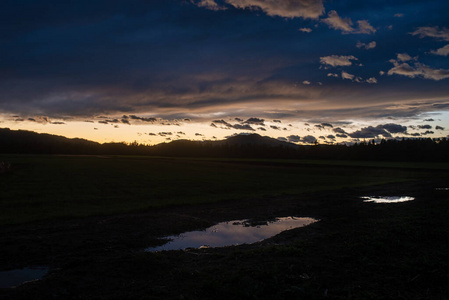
[1,128,449,161]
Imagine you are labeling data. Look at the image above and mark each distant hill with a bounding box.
[0,128,102,154]
[1,127,449,161]
[218,133,298,148]
[150,134,299,158]
[0,128,298,157]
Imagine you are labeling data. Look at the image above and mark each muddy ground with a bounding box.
[1,179,449,299]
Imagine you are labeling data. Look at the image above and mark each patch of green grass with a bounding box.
[0,155,447,225]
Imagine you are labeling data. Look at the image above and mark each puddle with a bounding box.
[361,196,415,203]
[146,216,317,252]
[0,267,48,289]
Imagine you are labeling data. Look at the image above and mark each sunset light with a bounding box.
[1,0,448,145]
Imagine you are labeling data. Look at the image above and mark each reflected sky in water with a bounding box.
[0,267,48,288]
[361,196,415,203]
[146,217,317,252]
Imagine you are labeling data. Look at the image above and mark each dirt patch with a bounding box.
[1,179,449,299]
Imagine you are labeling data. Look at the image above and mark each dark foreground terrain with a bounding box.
[0,157,448,299]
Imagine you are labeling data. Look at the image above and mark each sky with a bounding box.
[1,0,449,145]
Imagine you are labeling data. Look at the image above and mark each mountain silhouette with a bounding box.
[218,134,298,148]
[1,127,448,161]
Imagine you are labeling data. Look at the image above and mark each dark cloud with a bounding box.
[302,135,317,144]
[418,125,432,129]
[277,137,288,142]
[422,130,434,135]
[287,135,301,143]
[349,126,392,139]
[333,127,347,134]
[270,125,281,130]
[336,133,348,138]
[232,124,255,131]
[258,127,267,131]
[158,132,172,136]
[244,118,265,126]
[128,115,157,123]
[212,119,232,127]
[273,120,281,123]
[379,123,407,134]
[436,126,445,130]
[212,119,258,131]
[347,123,407,138]
[51,122,66,125]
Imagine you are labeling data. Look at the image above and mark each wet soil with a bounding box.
[1,179,449,299]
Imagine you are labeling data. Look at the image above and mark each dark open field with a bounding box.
[1,155,449,299]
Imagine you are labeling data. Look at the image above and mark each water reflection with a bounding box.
[361,196,415,203]
[0,267,48,288]
[146,217,317,252]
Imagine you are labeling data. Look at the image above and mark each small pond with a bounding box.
[146,216,317,252]
[0,267,48,289]
[361,196,415,203]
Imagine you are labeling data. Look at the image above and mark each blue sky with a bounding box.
[1,0,448,144]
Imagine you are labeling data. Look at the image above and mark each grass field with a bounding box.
[1,155,448,225]
[1,155,449,299]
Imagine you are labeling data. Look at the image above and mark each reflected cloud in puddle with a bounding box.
[146,217,317,252]
[0,267,48,289]
[361,196,415,203]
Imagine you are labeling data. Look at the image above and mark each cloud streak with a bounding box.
[388,59,449,81]
[191,0,226,10]
[431,45,449,56]
[356,41,376,50]
[320,55,358,67]
[322,11,376,34]
[410,26,449,41]
[225,0,324,19]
